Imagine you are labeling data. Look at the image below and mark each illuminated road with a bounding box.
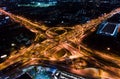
[0,8,120,79]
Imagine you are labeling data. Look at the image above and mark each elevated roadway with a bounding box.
[0,8,120,79]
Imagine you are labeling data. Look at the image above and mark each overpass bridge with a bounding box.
[0,8,120,79]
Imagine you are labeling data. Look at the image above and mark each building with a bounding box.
[97,22,120,37]
[97,13,120,37]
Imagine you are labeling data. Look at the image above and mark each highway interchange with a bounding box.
[0,8,120,79]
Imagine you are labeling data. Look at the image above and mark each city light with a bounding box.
[0,1,120,79]
[0,54,7,59]
[18,1,57,8]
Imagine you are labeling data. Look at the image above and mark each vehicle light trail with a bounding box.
[0,8,120,79]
